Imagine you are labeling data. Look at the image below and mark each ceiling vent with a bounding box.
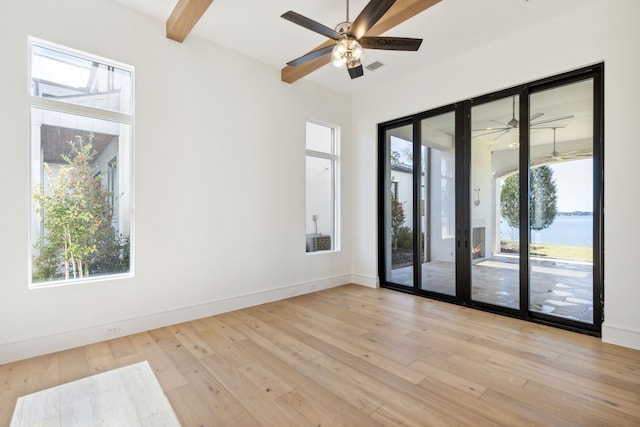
[365,61,384,71]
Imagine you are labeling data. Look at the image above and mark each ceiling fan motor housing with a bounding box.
[335,21,351,34]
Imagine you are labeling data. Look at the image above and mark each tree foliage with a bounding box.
[500,165,558,233]
[33,135,128,282]
[390,179,406,250]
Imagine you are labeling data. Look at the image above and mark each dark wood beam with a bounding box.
[281,0,442,84]
[166,0,214,43]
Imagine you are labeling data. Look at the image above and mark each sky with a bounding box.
[550,158,593,212]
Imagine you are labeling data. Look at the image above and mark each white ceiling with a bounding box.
[109,0,597,161]
[110,0,594,96]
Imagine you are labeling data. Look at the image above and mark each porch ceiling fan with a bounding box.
[281,0,423,79]
[536,127,592,163]
[473,96,575,140]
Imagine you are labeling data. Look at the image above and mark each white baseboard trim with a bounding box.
[602,323,640,350]
[350,274,379,288]
[0,274,351,364]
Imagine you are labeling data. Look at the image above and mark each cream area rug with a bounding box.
[10,361,181,426]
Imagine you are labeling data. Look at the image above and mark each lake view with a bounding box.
[500,214,593,247]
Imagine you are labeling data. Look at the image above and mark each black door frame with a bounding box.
[377,63,604,336]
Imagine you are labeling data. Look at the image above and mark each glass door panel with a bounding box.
[470,96,520,309]
[384,124,415,288]
[529,80,594,323]
[419,112,456,295]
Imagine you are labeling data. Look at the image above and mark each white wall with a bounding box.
[352,0,640,349]
[0,0,353,363]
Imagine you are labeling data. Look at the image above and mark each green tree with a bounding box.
[500,174,520,229]
[390,178,406,250]
[500,165,558,234]
[529,165,558,231]
[33,135,124,281]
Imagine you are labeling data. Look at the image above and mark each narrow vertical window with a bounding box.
[305,120,339,253]
[29,38,134,286]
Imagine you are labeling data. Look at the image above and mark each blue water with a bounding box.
[500,214,592,247]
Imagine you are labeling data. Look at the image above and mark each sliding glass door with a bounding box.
[378,65,603,335]
[380,110,458,298]
[419,111,457,296]
[528,79,596,324]
[470,95,521,310]
[382,122,415,289]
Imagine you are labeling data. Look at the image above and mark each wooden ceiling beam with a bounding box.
[281,0,441,84]
[166,0,215,43]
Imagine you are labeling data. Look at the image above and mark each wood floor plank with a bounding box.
[487,352,640,414]
[167,323,215,360]
[1,284,639,426]
[480,388,583,427]
[165,383,224,427]
[128,331,188,393]
[199,354,300,427]
[57,346,90,385]
[519,379,639,426]
[24,354,58,395]
[107,336,137,361]
[236,338,384,427]
[300,334,491,426]
[231,322,385,415]
[160,333,261,426]
[84,341,116,375]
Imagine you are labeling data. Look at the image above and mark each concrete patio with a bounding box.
[390,254,594,323]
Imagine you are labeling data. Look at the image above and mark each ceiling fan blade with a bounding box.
[529,112,544,121]
[349,0,396,40]
[492,130,510,140]
[359,36,422,51]
[348,64,364,79]
[566,151,593,159]
[531,125,566,130]
[281,11,341,40]
[530,114,574,126]
[286,45,335,67]
[473,129,510,138]
[472,126,509,132]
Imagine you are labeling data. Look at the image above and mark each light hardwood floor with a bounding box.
[1,284,639,426]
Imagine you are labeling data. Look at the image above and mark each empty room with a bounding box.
[1,0,639,425]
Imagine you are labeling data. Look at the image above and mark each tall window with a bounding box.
[29,38,134,286]
[305,120,339,253]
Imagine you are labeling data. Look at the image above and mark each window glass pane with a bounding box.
[306,121,334,153]
[31,44,132,114]
[529,79,594,323]
[420,112,456,296]
[306,156,334,252]
[385,126,414,287]
[31,107,132,284]
[305,120,338,253]
[471,96,520,309]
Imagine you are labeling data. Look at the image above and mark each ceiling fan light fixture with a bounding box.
[331,36,363,68]
[347,57,361,69]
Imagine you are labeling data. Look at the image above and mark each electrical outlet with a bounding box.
[106,325,120,336]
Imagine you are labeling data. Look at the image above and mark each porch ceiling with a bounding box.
[41,125,116,164]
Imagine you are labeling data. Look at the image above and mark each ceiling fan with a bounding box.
[281,0,423,79]
[473,96,575,140]
[534,127,592,164]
